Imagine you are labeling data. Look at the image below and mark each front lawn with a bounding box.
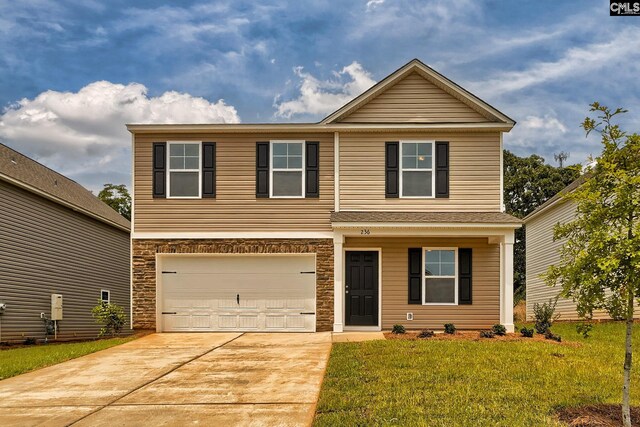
[315,323,640,426]
[0,336,136,380]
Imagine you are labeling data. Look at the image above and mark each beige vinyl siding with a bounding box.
[345,237,500,329]
[339,132,501,211]
[525,200,640,320]
[338,72,490,123]
[0,181,130,343]
[134,133,334,233]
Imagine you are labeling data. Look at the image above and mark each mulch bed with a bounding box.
[384,331,581,347]
[556,404,640,426]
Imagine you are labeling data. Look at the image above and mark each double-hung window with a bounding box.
[270,141,304,198]
[400,141,434,197]
[423,248,457,304]
[168,142,201,198]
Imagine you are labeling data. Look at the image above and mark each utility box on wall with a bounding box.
[51,294,63,320]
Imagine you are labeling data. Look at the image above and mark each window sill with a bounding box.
[422,303,458,306]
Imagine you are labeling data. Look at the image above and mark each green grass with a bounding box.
[0,336,136,380]
[314,323,640,426]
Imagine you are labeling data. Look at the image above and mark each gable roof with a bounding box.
[0,143,130,232]
[523,174,589,223]
[321,59,515,126]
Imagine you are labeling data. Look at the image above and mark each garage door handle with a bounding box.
[162,312,177,315]
[300,271,316,274]
[300,312,315,315]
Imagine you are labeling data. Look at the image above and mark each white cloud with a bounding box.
[0,81,239,191]
[476,27,640,94]
[274,61,376,118]
[366,0,385,11]
[521,115,567,133]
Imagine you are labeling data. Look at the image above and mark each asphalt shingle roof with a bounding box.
[331,211,522,224]
[0,143,131,231]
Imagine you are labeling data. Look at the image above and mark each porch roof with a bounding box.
[331,211,522,226]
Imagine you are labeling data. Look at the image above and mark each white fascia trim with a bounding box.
[332,222,521,230]
[0,173,130,233]
[334,132,340,212]
[132,231,335,239]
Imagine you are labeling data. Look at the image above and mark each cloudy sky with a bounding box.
[1,0,638,192]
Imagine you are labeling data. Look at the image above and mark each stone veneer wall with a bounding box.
[132,239,334,332]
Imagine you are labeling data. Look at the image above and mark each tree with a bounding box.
[503,151,580,298]
[98,183,131,221]
[545,103,640,427]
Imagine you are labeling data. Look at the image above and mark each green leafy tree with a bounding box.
[91,300,127,337]
[545,103,640,427]
[98,183,131,221]
[503,151,580,298]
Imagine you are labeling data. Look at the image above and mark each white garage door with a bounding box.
[160,254,316,332]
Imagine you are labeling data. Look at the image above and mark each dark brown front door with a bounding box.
[345,251,379,326]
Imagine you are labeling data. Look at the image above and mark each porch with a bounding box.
[331,211,521,333]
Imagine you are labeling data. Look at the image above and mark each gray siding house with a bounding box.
[0,144,131,343]
[524,176,639,321]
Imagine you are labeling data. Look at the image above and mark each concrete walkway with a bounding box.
[0,332,332,426]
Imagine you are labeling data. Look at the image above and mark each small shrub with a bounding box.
[391,324,406,334]
[576,322,593,338]
[92,300,127,337]
[24,337,37,345]
[444,323,456,334]
[544,330,562,342]
[491,324,507,336]
[533,299,558,334]
[417,329,435,338]
[520,327,534,338]
[479,330,495,338]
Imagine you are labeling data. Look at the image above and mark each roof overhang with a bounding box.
[126,122,513,134]
[0,172,130,233]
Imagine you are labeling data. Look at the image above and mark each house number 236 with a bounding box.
[360,229,371,235]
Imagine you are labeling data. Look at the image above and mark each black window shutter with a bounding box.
[435,141,449,198]
[385,141,399,198]
[305,141,319,198]
[408,248,422,304]
[202,142,216,198]
[256,142,269,198]
[458,248,472,305]
[152,142,166,198]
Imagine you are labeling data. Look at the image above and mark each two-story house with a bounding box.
[128,59,521,334]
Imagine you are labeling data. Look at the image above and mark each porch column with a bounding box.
[500,231,515,332]
[333,232,344,332]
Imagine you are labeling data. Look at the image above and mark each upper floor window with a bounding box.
[423,248,457,305]
[168,142,200,198]
[400,141,434,198]
[270,141,304,198]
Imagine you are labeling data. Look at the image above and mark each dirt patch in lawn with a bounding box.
[384,331,581,347]
[555,404,640,426]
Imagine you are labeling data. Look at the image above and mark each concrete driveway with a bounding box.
[0,332,332,427]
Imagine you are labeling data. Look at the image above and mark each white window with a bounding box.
[100,290,110,304]
[423,248,457,305]
[270,141,304,198]
[400,141,434,198]
[168,142,201,198]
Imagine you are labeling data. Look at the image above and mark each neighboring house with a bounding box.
[524,176,639,321]
[129,59,521,334]
[0,144,131,343]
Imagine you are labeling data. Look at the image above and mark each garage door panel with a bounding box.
[161,255,316,332]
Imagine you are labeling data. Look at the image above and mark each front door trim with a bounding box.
[343,248,382,331]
